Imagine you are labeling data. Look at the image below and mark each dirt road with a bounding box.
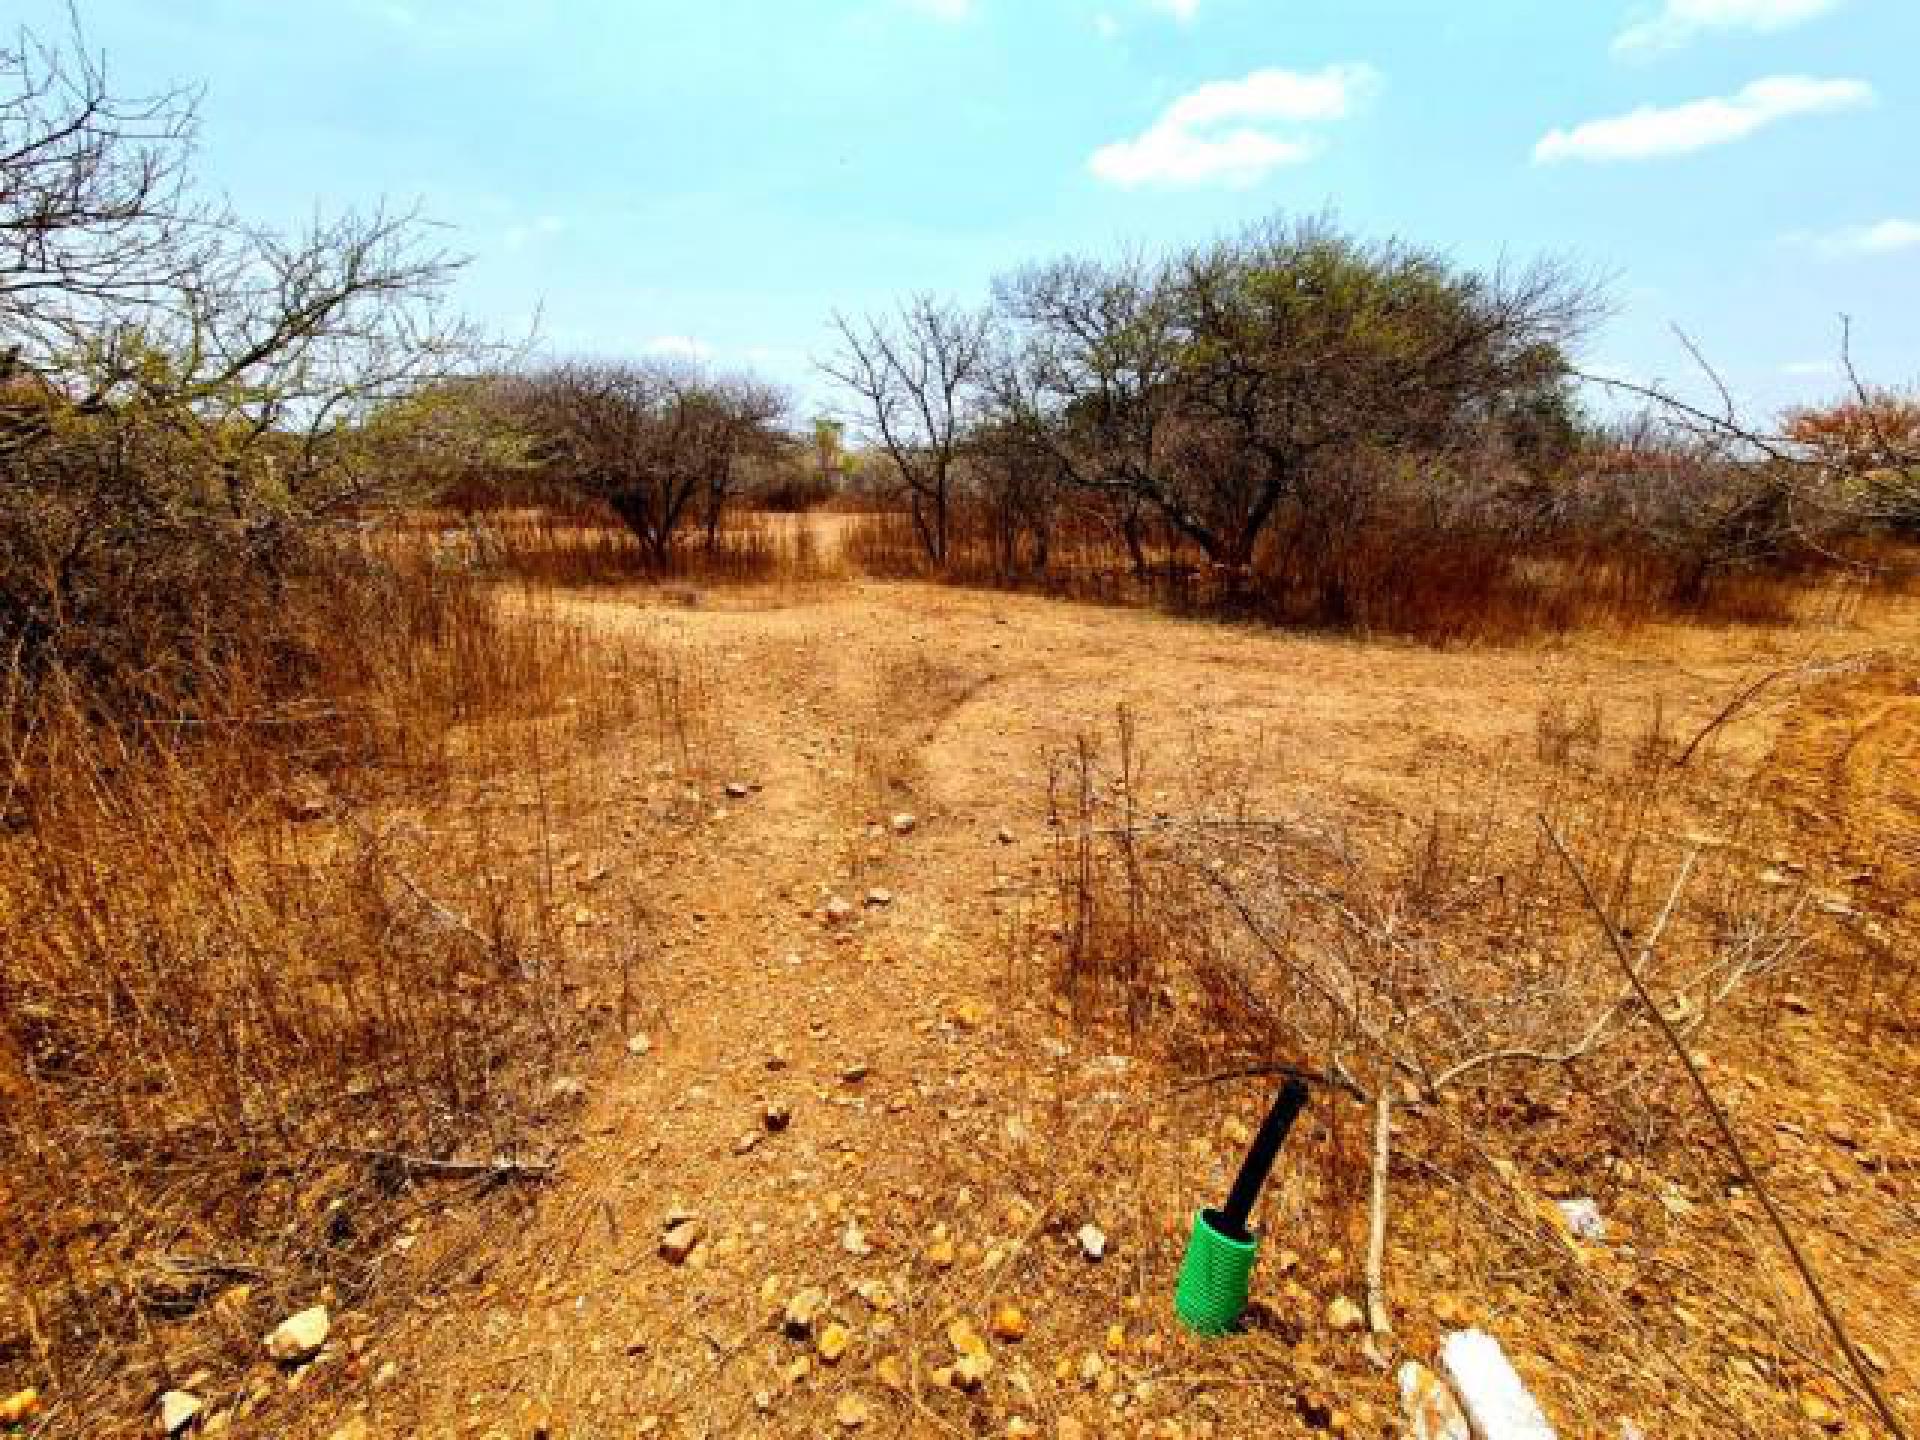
[349,579,1919,1439]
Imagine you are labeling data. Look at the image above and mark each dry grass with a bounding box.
[0,550,696,1428]
[415,503,843,589]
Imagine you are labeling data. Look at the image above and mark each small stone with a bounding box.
[864,888,894,908]
[659,1220,703,1264]
[997,827,1016,845]
[991,1303,1031,1342]
[927,1237,957,1269]
[1326,1296,1365,1333]
[824,896,855,925]
[953,1353,993,1391]
[876,1355,908,1390]
[890,813,918,835]
[627,1033,652,1057]
[784,1287,828,1338]
[1555,1197,1606,1242]
[763,1102,793,1133]
[841,1063,870,1084]
[549,1075,586,1103]
[0,1391,42,1426]
[159,1391,203,1435]
[841,1221,872,1257]
[1800,1394,1843,1432]
[265,1305,331,1363]
[725,781,752,798]
[1076,1224,1107,1261]
[818,1322,852,1363]
[949,1319,989,1359]
[835,1395,871,1429]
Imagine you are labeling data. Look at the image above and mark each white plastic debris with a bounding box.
[1399,1360,1472,1440]
[1555,1197,1607,1242]
[1440,1329,1559,1440]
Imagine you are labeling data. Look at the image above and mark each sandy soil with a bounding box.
[296,578,1919,1440]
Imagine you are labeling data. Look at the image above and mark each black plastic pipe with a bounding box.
[1217,1076,1310,1241]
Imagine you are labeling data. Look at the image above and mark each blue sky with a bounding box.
[23,0,1918,418]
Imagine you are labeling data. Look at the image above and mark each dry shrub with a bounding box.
[0,552,662,1421]
[843,492,1852,643]
[1031,705,1920,1436]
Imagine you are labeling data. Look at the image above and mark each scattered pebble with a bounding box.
[1326,1295,1366,1333]
[659,1220,703,1264]
[159,1390,203,1436]
[265,1305,331,1363]
[784,1287,828,1338]
[991,1303,1031,1342]
[889,812,917,835]
[818,1321,852,1363]
[834,1395,871,1429]
[1076,1224,1108,1262]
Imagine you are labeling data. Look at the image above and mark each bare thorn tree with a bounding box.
[822,295,989,565]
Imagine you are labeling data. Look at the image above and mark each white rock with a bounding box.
[889,813,918,835]
[159,1390,203,1435]
[1555,1197,1606,1242]
[265,1304,331,1363]
[1440,1329,1559,1440]
[1076,1223,1107,1261]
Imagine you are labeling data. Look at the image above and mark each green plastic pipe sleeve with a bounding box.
[1173,1076,1310,1335]
[1174,1207,1259,1335]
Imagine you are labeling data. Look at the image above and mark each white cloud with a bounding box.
[902,0,972,19]
[1532,75,1872,163]
[1799,218,1920,255]
[1615,0,1845,56]
[1090,64,1378,189]
[645,336,716,361]
[1148,0,1201,21]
